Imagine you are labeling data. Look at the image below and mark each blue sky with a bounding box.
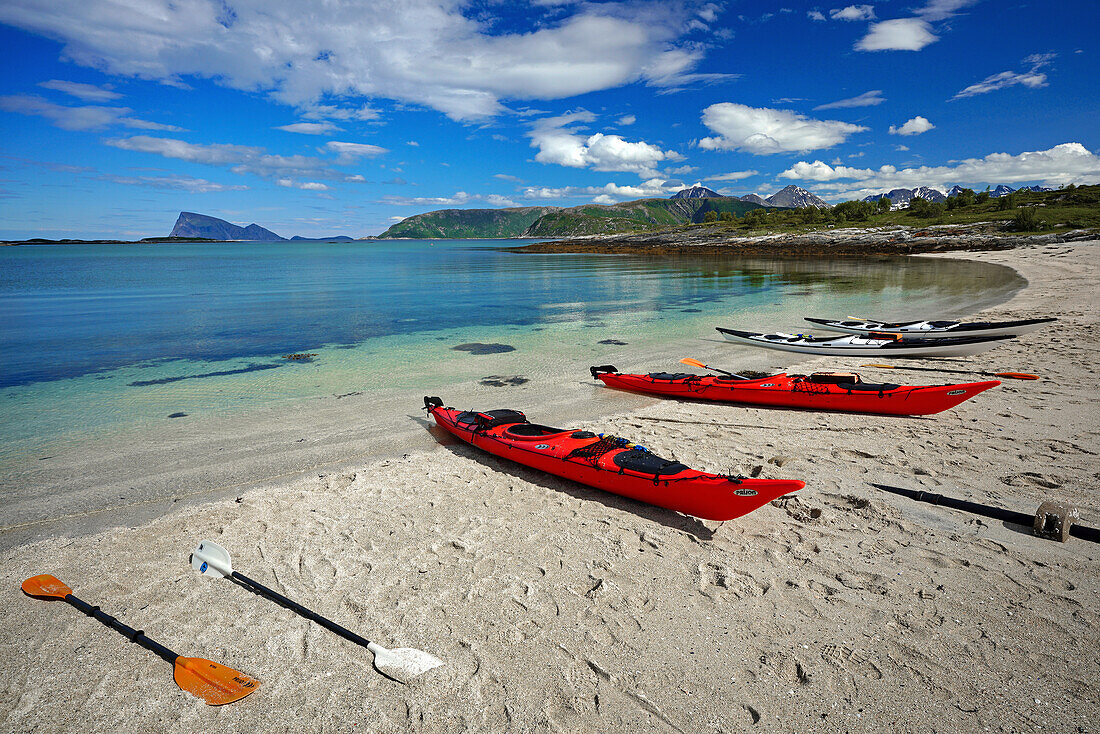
[1,0,1097,239]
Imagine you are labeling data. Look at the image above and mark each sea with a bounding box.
[0,239,1024,465]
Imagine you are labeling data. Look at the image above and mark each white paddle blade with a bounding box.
[367,642,443,684]
[191,540,233,578]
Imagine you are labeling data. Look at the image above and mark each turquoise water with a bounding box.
[0,240,1023,463]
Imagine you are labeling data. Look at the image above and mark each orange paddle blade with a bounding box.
[994,372,1039,380]
[22,574,72,600]
[679,357,706,369]
[174,657,260,706]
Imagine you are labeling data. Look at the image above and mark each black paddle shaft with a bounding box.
[63,593,179,664]
[872,484,1100,544]
[229,571,373,650]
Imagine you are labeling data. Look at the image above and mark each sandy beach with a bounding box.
[1,241,1097,732]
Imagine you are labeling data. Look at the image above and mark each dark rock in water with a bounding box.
[169,212,285,241]
[598,339,628,345]
[479,375,529,387]
[130,362,281,386]
[680,308,702,313]
[283,352,317,361]
[168,412,188,418]
[452,343,516,354]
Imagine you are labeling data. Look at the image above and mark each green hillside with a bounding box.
[378,206,558,238]
[378,197,766,239]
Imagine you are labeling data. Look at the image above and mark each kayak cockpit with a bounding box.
[503,423,570,439]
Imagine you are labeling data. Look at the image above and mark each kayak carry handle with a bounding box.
[423,396,444,411]
[590,365,618,379]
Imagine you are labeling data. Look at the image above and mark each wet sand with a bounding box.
[1,241,1096,732]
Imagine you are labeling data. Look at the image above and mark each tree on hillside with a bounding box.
[957,188,976,207]
[703,210,718,223]
[877,196,891,213]
[719,211,736,222]
[834,200,876,221]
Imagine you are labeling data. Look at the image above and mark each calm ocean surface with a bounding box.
[0,239,1023,462]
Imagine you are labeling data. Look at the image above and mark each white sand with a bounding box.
[1,242,1097,732]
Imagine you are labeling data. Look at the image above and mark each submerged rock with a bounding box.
[452,343,516,355]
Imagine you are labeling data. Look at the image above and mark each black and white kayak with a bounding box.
[717,327,1013,357]
[804,317,1055,340]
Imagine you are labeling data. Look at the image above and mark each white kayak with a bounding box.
[717,328,1014,357]
[804,316,1055,340]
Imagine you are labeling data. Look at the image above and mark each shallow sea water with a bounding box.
[0,239,1024,465]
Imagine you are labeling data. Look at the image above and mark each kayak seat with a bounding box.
[839,382,900,392]
[504,423,567,437]
[612,448,688,476]
[457,409,528,429]
[647,372,696,381]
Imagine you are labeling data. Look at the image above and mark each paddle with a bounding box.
[190,540,443,684]
[870,484,1100,544]
[861,363,1039,380]
[679,357,748,379]
[21,574,260,705]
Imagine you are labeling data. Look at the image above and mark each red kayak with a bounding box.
[424,397,803,521]
[591,365,999,416]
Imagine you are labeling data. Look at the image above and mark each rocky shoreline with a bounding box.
[513,222,1098,256]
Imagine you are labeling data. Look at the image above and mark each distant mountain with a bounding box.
[862,187,946,205]
[991,184,1015,197]
[738,194,769,205]
[671,185,721,199]
[765,185,830,208]
[946,185,968,198]
[290,235,355,241]
[1018,185,1053,192]
[379,206,560,239]
[377,197,767,239]
[170,212,285,241]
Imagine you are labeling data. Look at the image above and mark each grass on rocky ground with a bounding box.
[689,184,1100,237]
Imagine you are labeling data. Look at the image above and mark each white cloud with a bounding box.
[527,111,682,176]
[494,173,522,182]
[895,144,909,151]
[855,18,937,51]
[779,160,876,181]
[0,1,734,121]
[889,116,934,135]
[324,141,389,164]
[0,94,182,131]
[106,135,333,178]
[698,103,867,154]
[665,164,697,175]
[814,90,885,110]
[406,140,419,146]
[778,143,1100,199]
[383,191,519,207]
[98,173,248,192]
[808,10,826,21]
[276,122,340,135]
[916,0,980,22]
[276,178,330,191]
[522,177,682,201]
[709,170,759,181]
[617,114,636,125]
[829,5,875,21]
[38,79,121,102]
[952,54,1056,99]
[301,104,380,122]
[854,0,978,53]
